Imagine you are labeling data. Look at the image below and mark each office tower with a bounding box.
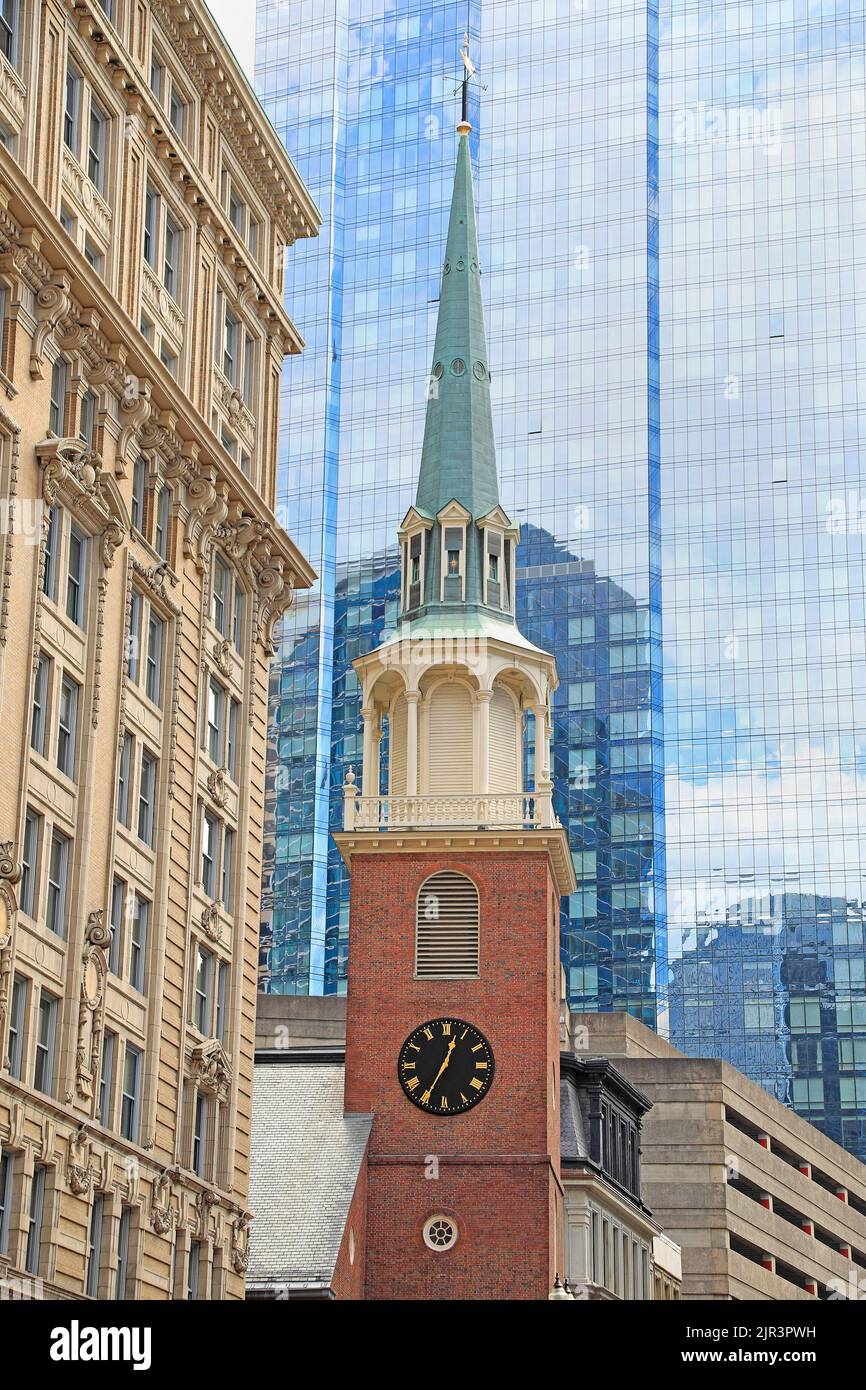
[257,0,866,1161]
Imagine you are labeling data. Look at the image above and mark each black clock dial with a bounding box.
[397,1017,495,1115]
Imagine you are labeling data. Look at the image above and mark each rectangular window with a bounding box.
[83,239,103,275]
[137,749,156,846]
[0,1149,13,1255]
[159,342,178,378]
[109,877,125,974]
[20,809,39,917]
[226,697,239,779]
[120,1044,141,1142]
[194,945,212,1033]
[163,213,180,297]
[201,810,217,898]
[232,578,243,650]
[131,456,146,531]
[207,677,225,764]
[49,357,67,434]
[57,673,79,778]
[187,1241,201,1300]
[192,1092,208,1176]
[0,0,18,66]
[43,506,59,600]
[8,974,27,1079]
[117,731,133,827]
[221,826,234,905]
[146,611,164,705]
[150,58,163,100]
[242,333,256,409]
[143,186,157,267]
[128,589,142,683]
[222,308,238,383]
[228,188,243,233]
[154,488,170,560]
[247,218,259,259]
[30,651,50,755]
[34,991,58,1093]
[215,961,228,1042]
[79,391,96,448]
[99,1029,115,1127]
[64,67,80,153]
[86,1193,104,1296]
[66,525,86,625]
[46,830,70,938]
[116,1207,132,1298]
[25,1166,46,1275]
[168,81,185,138]
[212,555,228,635]
[129,894,148,993]
[87,102,107,194]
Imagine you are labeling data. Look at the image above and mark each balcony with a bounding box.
[341,781,555,832]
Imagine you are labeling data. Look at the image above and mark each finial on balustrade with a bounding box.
[342,765,358,830]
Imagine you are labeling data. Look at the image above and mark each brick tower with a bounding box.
[335,53,576,1301]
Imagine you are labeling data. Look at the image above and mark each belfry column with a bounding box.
[361,708,377,797]
[476,689,492,796]
[533,701,553,827]
[406,690,420,797]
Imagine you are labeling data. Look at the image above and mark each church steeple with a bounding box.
[399,99,518,623]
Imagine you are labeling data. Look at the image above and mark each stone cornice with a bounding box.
[333,827,578,896]
[64,0,320,251]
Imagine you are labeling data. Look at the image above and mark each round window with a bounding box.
[423,1215,459,1252]
[456,257,465,271]
[433,362,444,379]
[451,358,466,376]
[443,261,451,274]
[473,361,487,380]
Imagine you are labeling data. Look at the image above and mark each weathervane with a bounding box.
[456,32,485,131]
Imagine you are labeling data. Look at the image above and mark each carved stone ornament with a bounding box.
[67,1127,92,1196]
[206,766,228,808]
[187,1039,232,1103]
[212,637,232,676]
[35,437,128,570]
[0,842,19,1067]
[30,275,73,380]
[150,1168,178,1236]
[230,1211,252,1275]
[200,901,222,943]
[76,910,108,1101]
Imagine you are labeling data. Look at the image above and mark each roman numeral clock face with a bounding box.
[398,1018,495,1115]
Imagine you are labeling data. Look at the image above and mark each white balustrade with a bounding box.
[342,776,556,832]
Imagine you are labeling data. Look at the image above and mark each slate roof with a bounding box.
[247,1058,372,1291]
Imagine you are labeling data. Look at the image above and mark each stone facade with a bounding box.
[0,0,316,1299]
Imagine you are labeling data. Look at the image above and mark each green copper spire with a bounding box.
[399,98,518,625]
[415,127,499,524]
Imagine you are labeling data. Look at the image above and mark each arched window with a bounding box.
[415,870,479,979]
[426,681,473,794]
[488,684,520,794]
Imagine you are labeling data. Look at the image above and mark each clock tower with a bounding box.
[334,88,576,1300]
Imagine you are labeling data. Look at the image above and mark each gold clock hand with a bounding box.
[426,1037,456,1097]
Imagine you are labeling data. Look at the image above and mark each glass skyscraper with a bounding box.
[255,0,866,1161]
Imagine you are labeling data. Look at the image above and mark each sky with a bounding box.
[205,1,255,78]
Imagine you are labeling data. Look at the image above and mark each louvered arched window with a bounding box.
[415,871,480,979]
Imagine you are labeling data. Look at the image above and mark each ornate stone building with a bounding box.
[0,0,317,1298]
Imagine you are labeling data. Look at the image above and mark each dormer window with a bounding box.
[478,508,518,614]
[442,527,465,600]
[398,508,432,614]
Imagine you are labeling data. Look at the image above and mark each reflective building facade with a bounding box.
[256,0,866,1160]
